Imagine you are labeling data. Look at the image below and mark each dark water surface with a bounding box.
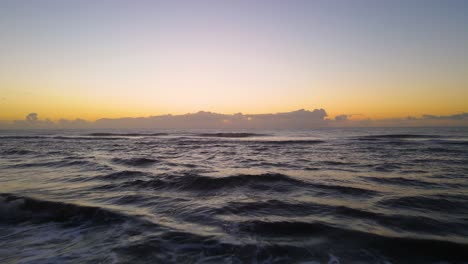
[1,127,468,263]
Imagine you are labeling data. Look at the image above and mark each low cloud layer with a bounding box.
[420,113,468,120]
[92,109,328,129]
[337,113,468,127]
[334,114,349,122]
[1,109,467,129]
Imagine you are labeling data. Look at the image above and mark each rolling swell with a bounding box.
[0,135,46,140]
[94,172,378,198]
[216,199,468,237]
[217,199,376,218]
[111,157,159,167]
[256,139,325,145]
[1,149,35,155]
[439,140,468,146]
[240,220,468,261]
[196,132,266,138]
[87,132,168,137]
[361,176,444,188]
[0,193,127,225]
[96,173,304,192]
[0,135,126,140]
[52,136,126,140]
[379,195,468,214]
[7,159,102,169]
[99,170,149,180]
[357,134,441,140]
[182,173,303,188]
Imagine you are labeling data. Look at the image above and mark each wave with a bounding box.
[93,173,303,192]
[8,159,99,169]
[220,199,468,237]
[256,139,325,145]
[3,192,467,263]
[54,136,126,140]
[0,193,127,225]
[310,182,378,197]
[238,220,468,260]
[218,200,453,231]
[436,140,468,146]
[111,157,159,167]
[170,138,326,146]
[0,135,126,140]
[99,170,149,180]
[425,146,466,153]
[379,195,468,214]
[357,134,441,140]
[141,136,325,146]
[87,133,168,137]
[373,163,402,172]
[322,160,355,166]
[112,231,340,264]
[139,173,303,192]
[94,172,378,198]
[361,176,443,188]
[410,158,467,165]
[239,220,368,237]
[1,149,35,155]
[196,133,267,138]
[218,199,376,218]
[0,135,47,140]
[179,173,303,190]
[114,225,468,263]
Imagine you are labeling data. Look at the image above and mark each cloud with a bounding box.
[2,109,329,129]
[26,113,38,122]
[346,113,468,127]
[94,109,329,129]
[1,109,468,129]
[421,113,468,120]
[12,114,53,129]
[58,118,91,128]
[6,114,90,129]
[334,114,348,121]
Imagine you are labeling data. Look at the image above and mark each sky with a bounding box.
[0,0,467,122]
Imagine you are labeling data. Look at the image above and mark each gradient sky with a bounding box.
[1,0,467,121]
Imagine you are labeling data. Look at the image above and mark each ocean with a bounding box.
[1,127,467,263]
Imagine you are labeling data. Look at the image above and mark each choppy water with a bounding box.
[1,127,468,263]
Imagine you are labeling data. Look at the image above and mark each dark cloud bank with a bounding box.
[1,109,468,129]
